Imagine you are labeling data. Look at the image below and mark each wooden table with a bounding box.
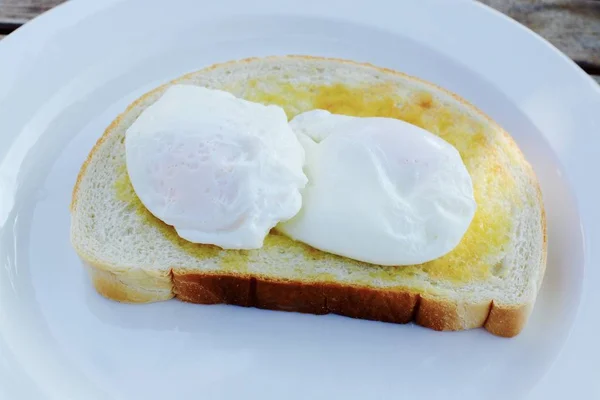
[0,0,598,84]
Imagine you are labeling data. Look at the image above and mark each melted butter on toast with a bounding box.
[115,81,518,284]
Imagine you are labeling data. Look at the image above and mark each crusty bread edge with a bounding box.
[81,254,539,337]
[85,262,173,303]
[71,55,548,338]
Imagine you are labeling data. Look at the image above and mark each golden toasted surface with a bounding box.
[113,79,519,285]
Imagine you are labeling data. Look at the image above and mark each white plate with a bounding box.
[1,0,599,398]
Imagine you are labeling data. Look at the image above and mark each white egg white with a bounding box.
[125,85,307,249]
[277,110,476,266]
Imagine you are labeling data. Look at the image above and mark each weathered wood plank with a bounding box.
[0,0,65,25]
[480,0,600,69]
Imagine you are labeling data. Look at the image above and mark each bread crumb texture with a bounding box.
[112,74,527,288]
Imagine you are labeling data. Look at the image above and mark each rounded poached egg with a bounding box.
[277,110,476,266]
[125,85,307,249]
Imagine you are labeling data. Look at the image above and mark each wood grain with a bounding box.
[0,0,64,25]
[480,0,600,69]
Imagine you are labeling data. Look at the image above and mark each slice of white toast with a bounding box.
[70,56,546,337]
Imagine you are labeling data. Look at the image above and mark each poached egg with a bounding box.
[125,85,307,249]
[276,110,476,266]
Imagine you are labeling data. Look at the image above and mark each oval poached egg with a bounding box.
[277,110,476,266]
[125,85,307,249]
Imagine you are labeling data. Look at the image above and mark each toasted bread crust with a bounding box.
[73,56,547,337]
[83,256,539,337]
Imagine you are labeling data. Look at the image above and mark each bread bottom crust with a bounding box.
[84,260,531,337]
